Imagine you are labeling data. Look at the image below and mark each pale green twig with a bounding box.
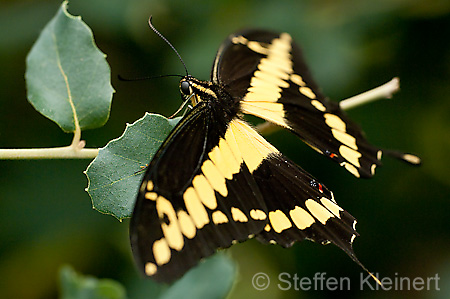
[339,77,399,110]
[0,78,400,159]
[0,119,98,159]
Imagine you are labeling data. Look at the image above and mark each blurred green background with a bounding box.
[1,0,449,298]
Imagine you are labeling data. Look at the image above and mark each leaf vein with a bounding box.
[52,32,80,133]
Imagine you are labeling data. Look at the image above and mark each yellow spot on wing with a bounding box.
[305,199,334,225]
[258,60,290,80]
[290,74,306,86]
[247,77,283,93]
[332,129,358,150]
[145,262,157,276]
[152,238,171,266]
[271,33,292,55]
[240,102,288,129]
[183,187,209,229]
[377,150,383,160]
[212,210,229,224]
[146,180,154,191]
[311,100,326,112]
[299,86,316,99]
[269,210,292,233]
[156,196,184,251]
[344,163,361,178]
[245,86,281,103]
[219,138,241,175]
[371,164,377,175]
[250,209,267,220]
[209,143,232,180]
[324,113,346,131]
[231,35,248,45]
[177,210,196,239]
[231,207,248,222]
[339,145,362,168]
[319,197,343,218]
[224,127,244,165]
[231,33,270,55]
[241,32,294,123]
[192,174,217,210]
[247,41,270,55]
[261,57,292,74]
[253,70,289,88]
[201,160,228,197]
[402,153,421,164]
[228,119,279,173]
[145,192,158,201]
[289,206,315,229]
[264,224,271,231]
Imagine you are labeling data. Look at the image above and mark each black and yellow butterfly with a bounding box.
[129,27,420,283]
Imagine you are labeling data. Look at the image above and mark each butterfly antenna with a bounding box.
[118,74,183,82]
[148,16,189,76]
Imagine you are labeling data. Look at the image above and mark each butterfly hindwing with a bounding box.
[253,154,358,255]
[229,120,360,261]
[212,29,384,178]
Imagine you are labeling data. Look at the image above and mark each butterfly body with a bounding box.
[130,29,419,283]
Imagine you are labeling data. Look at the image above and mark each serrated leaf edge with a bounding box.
[84,112,170,221]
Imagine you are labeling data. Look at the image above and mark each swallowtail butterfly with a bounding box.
[129,20,420,283]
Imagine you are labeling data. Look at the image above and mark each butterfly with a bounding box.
[129,22,420,283]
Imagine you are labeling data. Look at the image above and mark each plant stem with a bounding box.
[0,77,400,159]
[0,129,98,160]
[339,77,399,110]
[0,146,98,159]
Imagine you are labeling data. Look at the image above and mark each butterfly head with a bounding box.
[180,77,193,97]
[179,76,218,105]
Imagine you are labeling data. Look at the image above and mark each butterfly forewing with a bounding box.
[131,102,271,282]
[212,30,384,178]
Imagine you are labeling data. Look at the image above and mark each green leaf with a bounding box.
[85,113,180,220]
[59,265,126,299]
[25,1,113,133]
[160,253,237,299]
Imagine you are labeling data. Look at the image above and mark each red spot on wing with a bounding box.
[318,183,324,193]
